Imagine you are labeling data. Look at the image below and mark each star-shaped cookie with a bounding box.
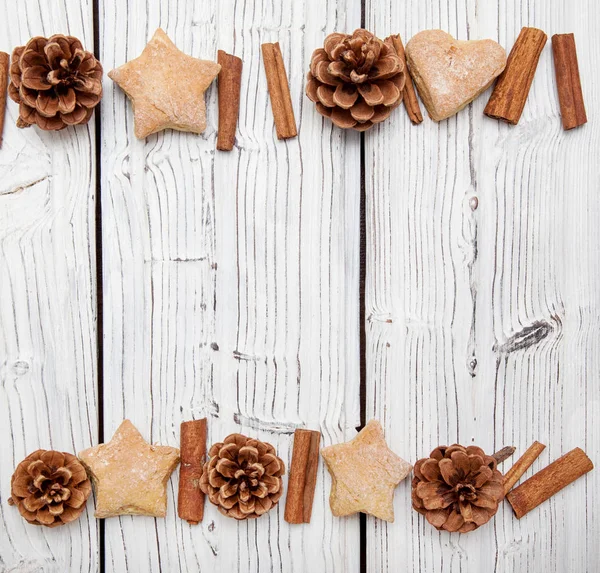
[108,28,221,138]
[321,419,412,522]
[78,419,180,518]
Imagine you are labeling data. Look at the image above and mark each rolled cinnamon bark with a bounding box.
[217,50,243,151]
[506,447,593,518]
[284,429,320,524]
[0,52,9,148]
[552,34,587,130]
[388,34,423,124]
[261,42,297,139]
[484,27,547,125]
[503,441,545,494]
[177,419,207,525]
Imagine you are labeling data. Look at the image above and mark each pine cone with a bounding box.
[306,29,406,131]
[8,450,92,527]
[200,434,285,520]
[412,444,504,533]
[8,35,102,131]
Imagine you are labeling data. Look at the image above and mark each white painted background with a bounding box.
[0,0,598,572]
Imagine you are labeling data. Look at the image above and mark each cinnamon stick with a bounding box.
[284,429,320,524]
[484,27,547,125]
[492,445,516,465]
[217,50,243,151]
[0,52,9,148]
[388,34,423,124]
[506,447,593,519]
[261,42,297,139]
[552,34,587,130]
[177,419,207,525]
[503,441,546,494]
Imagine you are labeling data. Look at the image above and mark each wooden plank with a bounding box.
[365,1,600,572]
[99,0,361,570]
[0,1,98,571]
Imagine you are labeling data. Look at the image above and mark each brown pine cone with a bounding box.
[200,433,285,520]
[8,35,102,131]
[412,444,504,533]
[8,450,92,527]
[306,29,405,131]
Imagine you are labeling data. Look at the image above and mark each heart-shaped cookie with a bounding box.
[406,30,506,121]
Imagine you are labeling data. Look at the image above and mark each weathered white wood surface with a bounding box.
[0,1,99,571]
[2,0,599,571]
[99,0,361,571]
[365,1,600,572]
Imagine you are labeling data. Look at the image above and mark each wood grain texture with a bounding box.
[99,0,361,571]
[0,0,98,571]
[365,0,599,572]
[4,0,597,570]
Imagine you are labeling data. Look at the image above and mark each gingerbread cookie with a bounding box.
[109,28,220,138]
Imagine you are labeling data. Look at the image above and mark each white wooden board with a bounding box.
[0,0,99,571]
[99,0,361,571]
[365,0,600,572]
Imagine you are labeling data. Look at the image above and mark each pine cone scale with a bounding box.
[370,106,393,125]
[471,492,495,509]
[443,509,463,530]
[253,483,268,498]
[378,80,401,105]
[371,58,401,80]
[216,458,237,477]
[21,56,48,76]
[55,91,75,114]
[478,481,503,501]
[23,495,46,512]
[240,498,255,514]
[45,42,66,67]
[417,458,438,480]
[18,86,36,109]
[220,494,237,509]
[215,442,234,458]
[35,509,54,525]
[314,61,341,86]
[61,107,87,126]
[248,462,265,478]
[66,460,88,484]
[324,33,346,56]
[208,472,227,489]
[473,466,493,487]
[221,482,238,497]
[10,477,33,498]
[333,85,357,108]
[351,100,373,122]
[329,61,351,82]
[416,482,448,509]
[330,107,354,129]
[37,96,60,118]
[358,83,383,106]
[22,67,52,91]
[239,445,259,464]
[49,503,65,516]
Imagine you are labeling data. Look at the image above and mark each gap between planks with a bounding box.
[359,0,367,566]
[92,0,106,572]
